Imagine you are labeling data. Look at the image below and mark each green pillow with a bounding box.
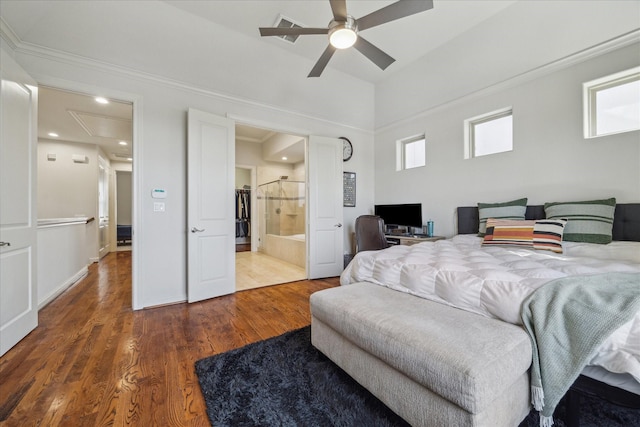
[544,198,616,244]
[477,197,528,236]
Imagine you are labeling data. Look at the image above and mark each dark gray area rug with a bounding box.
[195,326,639,427]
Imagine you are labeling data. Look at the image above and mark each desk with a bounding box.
[385,234,444,246]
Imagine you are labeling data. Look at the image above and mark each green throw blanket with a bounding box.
[521,272,640,427]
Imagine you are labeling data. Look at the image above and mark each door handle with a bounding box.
[335,223,342,228]
[0,241,10,247]
[191,227,205,233]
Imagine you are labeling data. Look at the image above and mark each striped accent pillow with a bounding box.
[477,198,527,236]
[544,198,616,244]
[483,219,535,246]
[483,218,567,253]
[532,219,567,253]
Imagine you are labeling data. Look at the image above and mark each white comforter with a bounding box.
[341,235,640,381]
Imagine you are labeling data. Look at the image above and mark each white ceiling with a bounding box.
[38,87,133,162]
[2,0,518,84]
[16,0,518,161]
[236,124,305,164]
[163,0,517,82]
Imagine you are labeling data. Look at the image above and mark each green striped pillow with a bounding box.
[477,198,528,236]
[544,198,616,244]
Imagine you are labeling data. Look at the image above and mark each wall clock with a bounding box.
[341,137,353,162]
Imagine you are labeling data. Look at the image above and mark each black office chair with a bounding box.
[355,215,389,253]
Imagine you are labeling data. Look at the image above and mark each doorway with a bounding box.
[115,170,133,251]
[37,85,133,297]
[234,124,307,291]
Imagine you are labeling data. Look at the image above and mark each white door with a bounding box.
[187,108,235,303]
[0,49,38,356]
[307,135,344,279]
[98,156,110,258]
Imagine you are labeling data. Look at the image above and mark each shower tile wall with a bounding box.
[280,181,305,236]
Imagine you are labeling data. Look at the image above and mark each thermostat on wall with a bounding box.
[151,188,167,199]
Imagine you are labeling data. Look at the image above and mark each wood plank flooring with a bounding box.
[0,252,338,426]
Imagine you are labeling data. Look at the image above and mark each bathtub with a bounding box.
[263,233,306,268]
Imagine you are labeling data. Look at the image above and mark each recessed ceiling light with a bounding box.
[127,158,132,161]
[282,157,288,161]
[95,97,109,104]
[48,132,59,137]
[119,141,128,146]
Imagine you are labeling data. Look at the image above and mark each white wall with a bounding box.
[375,0,640,128]
[292,162,305,181]
[37,139,100,260]
[37,140,98,218]
[11,42,375,308]
[235,168,251,189]
[237,140,295,183]
[116,171,132,225]
[374,43,640,238]
[37,223,88,308]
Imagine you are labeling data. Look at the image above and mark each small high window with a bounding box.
[464,108,513,159]
[397,135,425,170]
[583,66,640,138]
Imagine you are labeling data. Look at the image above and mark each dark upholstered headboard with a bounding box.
[456,203,640,242]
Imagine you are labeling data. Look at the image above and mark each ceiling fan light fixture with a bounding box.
[329,17,357,49]
[259,0,435,77]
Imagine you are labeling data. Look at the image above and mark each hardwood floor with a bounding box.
[0,252,338,426]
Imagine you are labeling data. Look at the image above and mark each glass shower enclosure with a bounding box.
[257,178,306,267]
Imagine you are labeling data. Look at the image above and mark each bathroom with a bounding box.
[257,177,306,268]
[235,125,307,290]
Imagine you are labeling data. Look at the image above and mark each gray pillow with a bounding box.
[477,197,528,236]
[544,198,616,244]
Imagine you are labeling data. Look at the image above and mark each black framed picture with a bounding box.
[343,172,356,207]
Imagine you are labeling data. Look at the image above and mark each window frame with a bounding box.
[396,134,426,171]
[464,107,513,159]
[583,66,640,139]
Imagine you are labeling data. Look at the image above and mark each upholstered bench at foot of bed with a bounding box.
[310,282,533,427]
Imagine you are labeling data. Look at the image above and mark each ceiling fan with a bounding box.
[259,0,434,77]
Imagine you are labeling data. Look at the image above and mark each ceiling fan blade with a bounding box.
[353,37,395,71]
[308,45,337,77]
[357,0,434,31]
[259,27,328,37]
[329,0,348,21]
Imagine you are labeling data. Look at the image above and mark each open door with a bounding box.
[0,49,38,356]
[307,135,344,279]
[187,108,235,303]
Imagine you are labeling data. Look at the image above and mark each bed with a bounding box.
[314,200,639,426]
[455,203,640,426]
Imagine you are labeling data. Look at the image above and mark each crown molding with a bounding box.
[0,18,20,51]
[0,20,372,135]
[376,29,640,133]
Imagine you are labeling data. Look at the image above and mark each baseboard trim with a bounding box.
[38,266,89,310]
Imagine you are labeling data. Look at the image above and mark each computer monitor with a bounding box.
[374,203,423,229]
